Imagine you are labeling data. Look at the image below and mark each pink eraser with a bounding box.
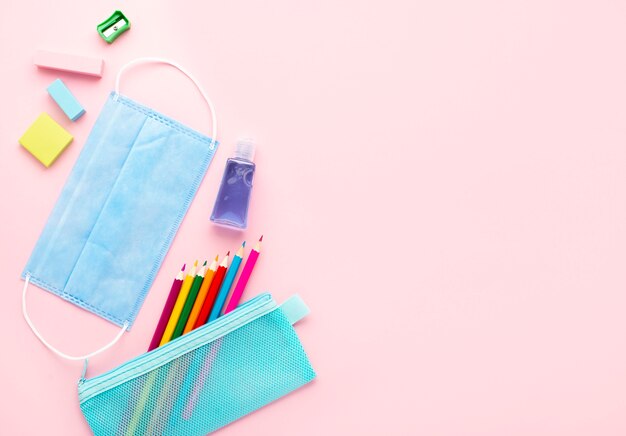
[34,50,104,78]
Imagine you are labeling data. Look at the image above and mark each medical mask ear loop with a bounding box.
[22,274,128,361]
[114,57,217,150]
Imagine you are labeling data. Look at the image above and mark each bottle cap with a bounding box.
[233,138,255,162]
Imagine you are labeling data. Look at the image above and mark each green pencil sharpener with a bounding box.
[97,10,131,43]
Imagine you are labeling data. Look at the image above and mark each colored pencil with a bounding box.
[184,255,219,334]
[183,244,244,420]
[127,261,197,434]
[152,255,226,429]
[145,259,215,434]
[185,240,258,419]
[208,242,245,322]
[193,253,229,329]
[171,261,206,341]
[224,236,262,314]
[159,260,197,346]
[147,264,185,351]
[182,337,222,419]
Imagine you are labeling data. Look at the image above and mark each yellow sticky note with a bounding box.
[19,113,73,167]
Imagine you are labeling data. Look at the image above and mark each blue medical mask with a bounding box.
[21,58,218,360]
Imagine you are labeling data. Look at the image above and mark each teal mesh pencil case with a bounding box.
[78,294,315,435]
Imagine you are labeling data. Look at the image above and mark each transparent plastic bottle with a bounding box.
[210,139,256,229]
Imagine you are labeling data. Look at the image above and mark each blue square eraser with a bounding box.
[46,79,85,121]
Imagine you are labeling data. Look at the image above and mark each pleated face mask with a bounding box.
[21,59,218,360]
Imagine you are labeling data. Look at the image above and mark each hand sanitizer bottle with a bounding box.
[210,138,256,229]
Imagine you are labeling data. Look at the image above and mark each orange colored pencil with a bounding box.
[193,252,229,329]
[183,255,219,334]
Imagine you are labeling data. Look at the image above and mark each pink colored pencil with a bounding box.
[184,236,263,419]
[224,236,262,314]
[147,264,185,351]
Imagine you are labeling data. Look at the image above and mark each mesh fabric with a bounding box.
[80,308,315,436]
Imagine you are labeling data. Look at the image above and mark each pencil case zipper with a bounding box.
[78,293,276,403]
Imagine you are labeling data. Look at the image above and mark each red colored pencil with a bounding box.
[193,252,229,329]
[148,264,185,351]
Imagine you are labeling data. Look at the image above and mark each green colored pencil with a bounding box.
[171,261,206,340]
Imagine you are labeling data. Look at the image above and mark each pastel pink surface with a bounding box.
[3,1,626,435]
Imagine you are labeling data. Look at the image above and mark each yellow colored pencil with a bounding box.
[125,260,198,435]
[143,257,218,434]
[183,255,219,335]
[159,260,197,346]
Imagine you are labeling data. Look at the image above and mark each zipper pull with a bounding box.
[78,358,89,385]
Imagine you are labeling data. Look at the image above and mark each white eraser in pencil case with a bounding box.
[34,50,104,78]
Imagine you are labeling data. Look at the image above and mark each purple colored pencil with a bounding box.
[147,264,186,351]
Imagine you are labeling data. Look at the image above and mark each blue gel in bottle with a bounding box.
[210,139,256,229]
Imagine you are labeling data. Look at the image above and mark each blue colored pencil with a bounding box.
[207,241,245,322]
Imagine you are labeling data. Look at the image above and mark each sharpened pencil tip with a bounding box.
[194,260,198,267]
[214,255,219,261]
[203,260,207,266]
[182,263,186,271]
[242,241,246,248]
[259,235,263,242]
[226,251,230,256]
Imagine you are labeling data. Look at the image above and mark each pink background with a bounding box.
[2,1,626,435]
